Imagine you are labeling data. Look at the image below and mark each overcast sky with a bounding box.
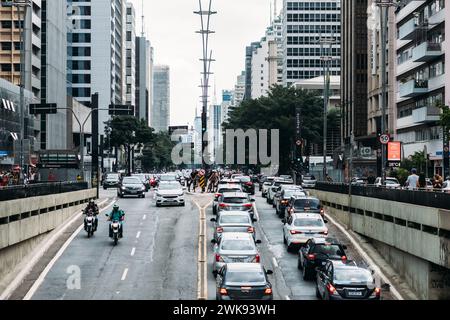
[130,0,278,127]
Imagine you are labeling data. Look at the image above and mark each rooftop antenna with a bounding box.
[141,0,145,37]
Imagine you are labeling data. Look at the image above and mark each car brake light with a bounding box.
[219,203,228,208]
[219,288,228,295]
[320,208,324,215]
[255,254,260,263]
[281,200,288,204]
[341,255,347,261]
[374,287,381,297]
[320,230,328,235]
[307,254,316,260]
[246,182,253,186]
[247,227,255,233]
[264,288,272,295]
[216,227,223,233]
[215,254,221,262]
[290,230,303,235]
[243,203,253,208]
[215,193,222,198]
[327,283,337,295]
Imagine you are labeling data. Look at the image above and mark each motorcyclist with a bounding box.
[83,200,99,231]
[106,204,125,238]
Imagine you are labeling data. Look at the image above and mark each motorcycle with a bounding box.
[110,220,121,245]
[84,210,96,238]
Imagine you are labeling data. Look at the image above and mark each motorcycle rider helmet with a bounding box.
[113,204,119,211]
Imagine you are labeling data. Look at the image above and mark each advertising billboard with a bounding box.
[387,141,401,162]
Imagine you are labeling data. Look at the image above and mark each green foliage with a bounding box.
[440,104,450,131]
[139,132,176,171]
[223,85,329,173]
[401,151,427,174]
[105,116,154,150]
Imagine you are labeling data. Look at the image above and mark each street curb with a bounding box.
[0,197,115,300]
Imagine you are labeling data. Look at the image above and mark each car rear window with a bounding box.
[218,188,241,194]
[224,197,248,204]
[334,269,372,283]
[239,176,251,182]
[221,240,254,251]
[294,199,320,210]
[220,215,250,224]
[122,178,141,184]
[284,190,305,198]
[225,271,266,284]
[293,218,324,227]
[312,244,344,257]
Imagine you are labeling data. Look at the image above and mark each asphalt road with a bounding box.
[27,187,392,300]
[31,188,199,300]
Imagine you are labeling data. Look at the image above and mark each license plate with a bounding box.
[347,291,363,297]
[233,258,245,262]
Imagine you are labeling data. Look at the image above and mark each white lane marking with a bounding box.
[130,248,136,257]
[121,268,129,281]
[285,295,291,300]
[143,215,147,220]
[325,213,404,300]
[253,200,260,221]
[136,231,141,239]
[149,215,159,263]
[139,222,143,226]
[22,200,116,301]
[272,257,279,268]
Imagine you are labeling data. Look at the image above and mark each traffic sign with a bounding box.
[379,134,390,145]
[29,103,57,115]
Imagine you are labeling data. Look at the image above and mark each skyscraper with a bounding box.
[282,0,341,86]
[135,36,153,127]
[125,3,136,110]
[152,65,170,132]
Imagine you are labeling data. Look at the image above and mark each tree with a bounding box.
[139,132,176,172]
[105,116,154,173]
[223,85,326,174]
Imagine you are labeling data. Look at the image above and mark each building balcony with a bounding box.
[398,79,428,98]
[428,9,445,26]
[398,18,418,41]
[396,0,426,23]
[412,42,442,62]
[412,106,440,124]
[428,73,445,91]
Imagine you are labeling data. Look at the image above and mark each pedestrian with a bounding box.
[432,174,443,189]
[405,168,419,190]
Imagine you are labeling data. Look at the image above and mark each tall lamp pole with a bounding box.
[195,0,216,169]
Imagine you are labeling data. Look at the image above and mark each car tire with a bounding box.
[103,187,107,190]
[303,266,311,281]
[283,233,287,245]
[297,258,303,270]
[213,206,217,215]
[156,203,160,207]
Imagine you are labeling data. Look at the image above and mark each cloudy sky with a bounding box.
[130,0,278,126]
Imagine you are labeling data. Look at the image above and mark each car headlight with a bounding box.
[121,186,126,190]
[141,186,146,191]
[156,193,162,197]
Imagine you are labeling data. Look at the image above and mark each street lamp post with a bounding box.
[4,0,32,183]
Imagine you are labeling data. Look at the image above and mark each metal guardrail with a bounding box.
[316,182,450,210]
[0,181,89,201]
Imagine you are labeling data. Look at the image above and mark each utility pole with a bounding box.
[195,0,216,169]
[375,0,397,184]
[319,34,337,181]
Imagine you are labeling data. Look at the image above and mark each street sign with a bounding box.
[360,147,372,157]
[29,103,57,115]
[379,134,390,145]
[109,104,135,116]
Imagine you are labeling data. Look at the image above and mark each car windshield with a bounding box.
[239,176,251,182]
[294,199,320,210]
[313,244,344,257]
[107,174,119,180]
[220,215,250,224]
[223,197,248,204]
[293,218,324,227]
[221,240,254,251]
[122,177,141,184]
[225,271,266,284]
[334,269,372,283]
[160,175,176,181]
[264,182,272,186]
[159,184,180,190]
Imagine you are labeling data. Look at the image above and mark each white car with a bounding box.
[155,181,185,207]
[213,184,243,215]
[443,179,450,193]
[374,177,400,189]
[282,213,328,251]
[301,176,317,188]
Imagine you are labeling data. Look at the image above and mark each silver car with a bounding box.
[282,213,328,251]
[217,192,255,221]
[155,181,185,207]
[213,184,243,215]
[212,232,261,273]
[211,211,255,242]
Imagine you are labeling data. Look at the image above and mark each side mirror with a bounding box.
[324,219,329,224]
[211,239,217,244]
[210,218,217,222]
[343,245,348,250]
[371,269,375,275]
[251,198,256,202]
[255,240,262,244]
[252,218,258,222]
[266,270,274,275]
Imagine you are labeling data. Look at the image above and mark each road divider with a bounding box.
[194,200,212,301]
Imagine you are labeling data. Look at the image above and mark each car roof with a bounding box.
[222,192,248,197]
[309,237,341,245]
[218,184,242,189]
[292,196,318,200]
[329,259,358,268]
[226,263,264,272]
[291,213,323,219]
[221,232,253,240]
[219,211,251,217]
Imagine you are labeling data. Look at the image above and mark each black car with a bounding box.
[103,173,120,190]
[117,176,146,198]
[275,188,306,218]
[238,176,255,195]
[298,238,348,280]
[287,196,325,218]
[316,260,381,300]
[216,263,273,300]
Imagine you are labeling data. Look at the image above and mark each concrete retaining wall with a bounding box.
[309,189,450,299]
[0,189,97,281]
